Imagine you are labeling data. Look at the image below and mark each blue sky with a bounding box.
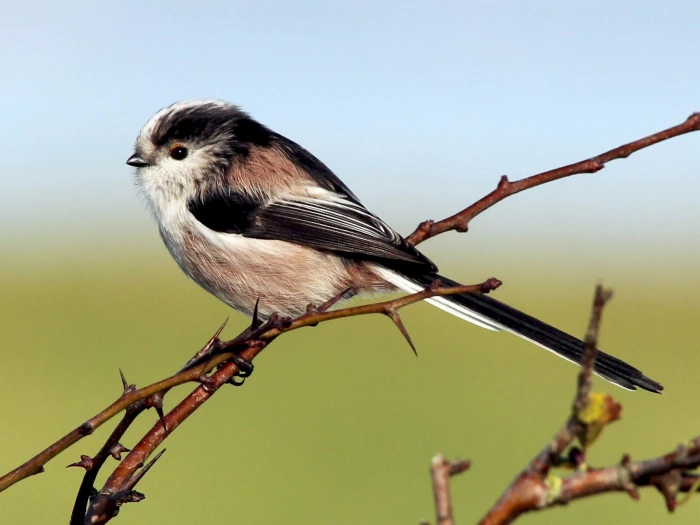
[2,0,698,254]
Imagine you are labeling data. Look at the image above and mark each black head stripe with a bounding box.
[151,103,273,154]
[152,103,236,147]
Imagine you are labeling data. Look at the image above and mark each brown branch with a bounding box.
[424,283,615,524]
[573,286,613,415]
[478,437,700,524]
[544,440,700,509]
[68,372,145,525]
[479,285,614,524]
[429,454,471,525]
[82,279,501,522]
[0,351,232,493]
[0,279,500,496]
[406,112,700,245]
[472,284,700,524]
[83,342,265,524]
[420,286,700,524]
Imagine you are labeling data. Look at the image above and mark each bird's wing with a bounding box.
[188,190,437,273]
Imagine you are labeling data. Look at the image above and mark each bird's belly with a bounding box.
[163,226,352,318]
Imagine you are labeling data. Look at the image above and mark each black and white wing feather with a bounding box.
[247,194,437,272]
[188,189,437,273]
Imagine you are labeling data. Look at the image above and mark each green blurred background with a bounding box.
[2,1,700,523]
[2,239,699,524]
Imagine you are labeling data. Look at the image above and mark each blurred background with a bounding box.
[1,1,699,523]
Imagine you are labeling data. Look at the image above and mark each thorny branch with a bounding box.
[0,279,499,499]
[424,286,700,525]
[68,372,143,525]
[81,278,502,523]
[477,285,700,524]
[479,284,614,524]
[406,112,700,245]
[429,454,471,525]
[0,113,697,523]
[82,344,265,523]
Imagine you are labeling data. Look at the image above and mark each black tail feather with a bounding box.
[417,274,663,393]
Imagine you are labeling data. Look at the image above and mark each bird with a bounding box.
[127,99,662,393]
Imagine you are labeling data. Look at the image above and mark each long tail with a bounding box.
[377,270,662,393]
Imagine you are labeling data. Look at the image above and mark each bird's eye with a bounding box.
[169,145,188,160]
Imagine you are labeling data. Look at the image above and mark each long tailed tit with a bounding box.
[127,100,662,392]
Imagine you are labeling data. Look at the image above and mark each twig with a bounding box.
[540,439,700,510]
[573,286,613,415]
[422,284,700,524]
[83,341,266,523]
[85,449,167,523]
[479,285,614,524]
[82,279,501,522]
[406,113,700,245]
[430,454,471,525]
[0,354,227,493]
[68,371,144,525]
[478,436,700,524]
[0,280,499,495]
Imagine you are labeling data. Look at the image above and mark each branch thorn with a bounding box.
[124,449,166,492]
[386,307,417,356]
[145,394,167,432]
[497,174,510,188]
[119,369,135,395]
[213,317,229,340]
[67,455,94,470]
[109,443,130,461]
[251,299,262,330]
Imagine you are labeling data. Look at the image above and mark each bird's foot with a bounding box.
[227,354,255,386]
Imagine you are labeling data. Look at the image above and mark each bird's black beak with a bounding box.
[126,153,150,168]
